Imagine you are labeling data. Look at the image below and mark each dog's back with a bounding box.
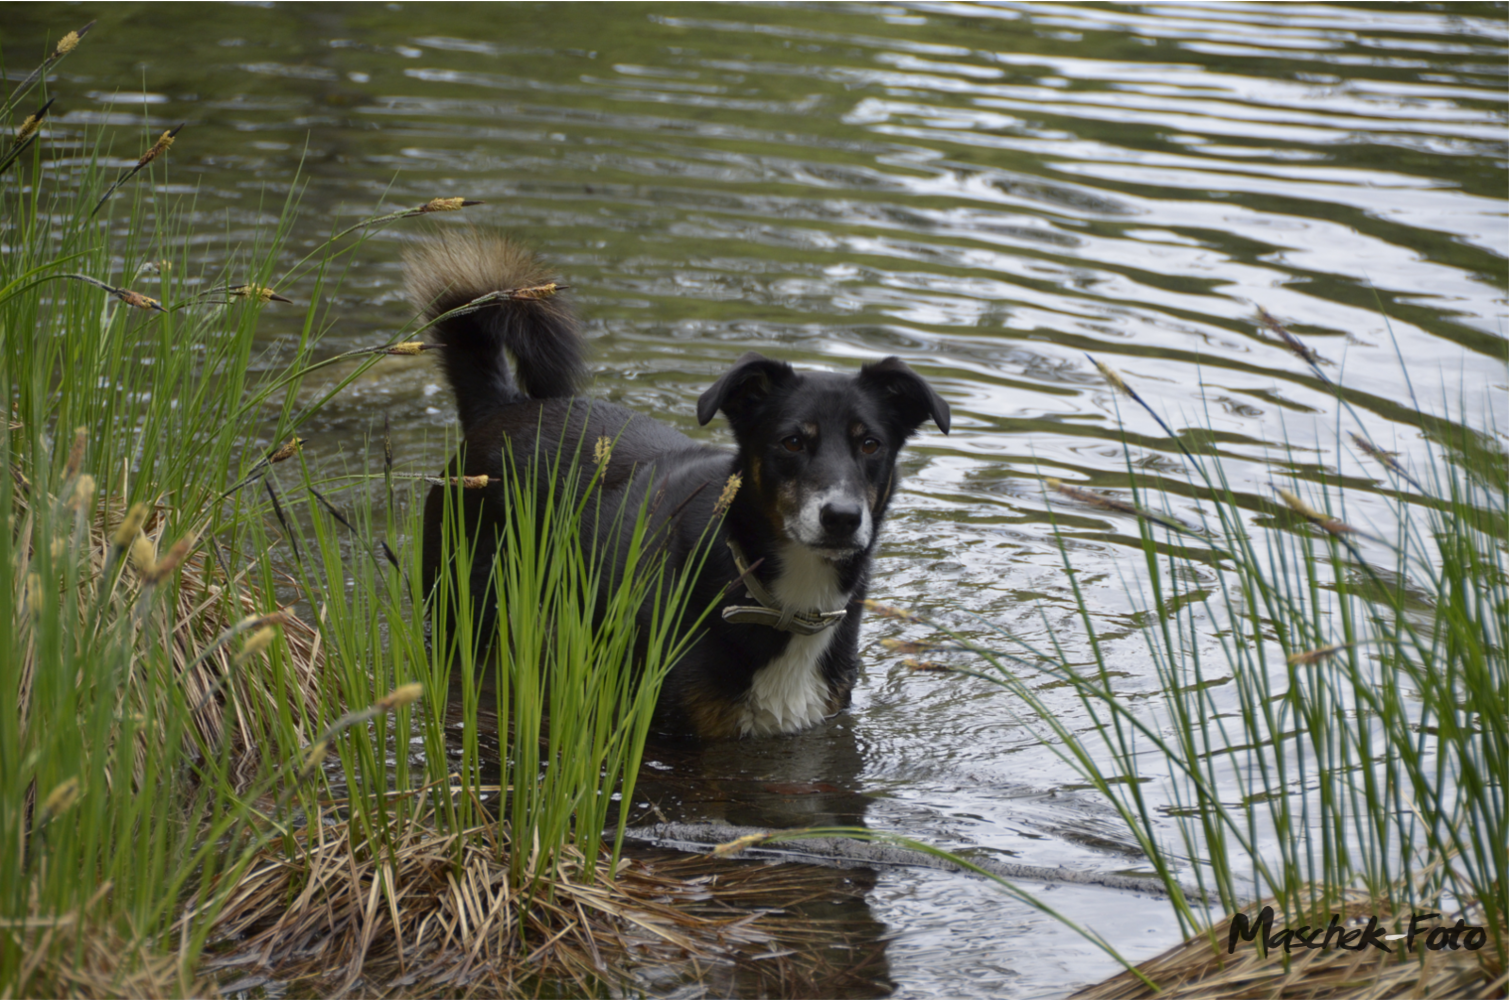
[411,232,706,691]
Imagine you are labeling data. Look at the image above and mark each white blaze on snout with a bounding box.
[786,486,872,553]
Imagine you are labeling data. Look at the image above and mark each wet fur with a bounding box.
[414,230,949,740]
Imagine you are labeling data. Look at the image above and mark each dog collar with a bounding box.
[721,539,848,635]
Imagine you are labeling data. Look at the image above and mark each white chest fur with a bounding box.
[738,542,847,737]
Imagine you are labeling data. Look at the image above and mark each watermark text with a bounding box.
[1227,907,1487,955]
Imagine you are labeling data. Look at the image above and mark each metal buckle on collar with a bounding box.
[721,539,847,636]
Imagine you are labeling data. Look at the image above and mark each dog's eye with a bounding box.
[859,437,881,455]
[781,435,804,453]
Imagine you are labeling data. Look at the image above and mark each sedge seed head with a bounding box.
[714,472,742,515]
[862,599,920,622]
[65,426,87,477]
[144,538,191,584]
[68,474,95,511]
[1276,488,1328,523]
[378,683,424,711]
[594,435,613,468]
[116,288,163,311]
[300,740,329,777]
[1350,433,1403,471]
[129,535,157,575]
[1258,309,1320,363]
[229,284,288,303]
[53,30,80,57]
[138,129,176,166]
[508,283,561,301]
[384,341,426,356]
[15,113,43,145]
[268,437,302,464]
[41,777,81,820]
[1093,359,1130,396]
[237,611,287,632]
[1287,643,1350,666]
[420,196,468,213]
[236,626,278,663]
[112,503,150,548]
[881,638,937,656]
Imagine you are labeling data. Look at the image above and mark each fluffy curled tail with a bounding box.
[406,229,586,434]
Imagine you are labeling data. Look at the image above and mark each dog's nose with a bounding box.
[819,499,864,538]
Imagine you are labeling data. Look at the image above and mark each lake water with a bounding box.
[7,3,1505,996]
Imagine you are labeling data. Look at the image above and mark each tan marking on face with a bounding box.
[773,481,801,537]
[801,422,817,439]
[850,421,865,438]
[749,456,762,492]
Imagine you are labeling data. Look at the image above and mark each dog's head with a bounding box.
[697,353,950,557]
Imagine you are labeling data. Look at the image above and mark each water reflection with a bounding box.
[448,703,895,997]
[7,2,1504,995]
[638,717,876,830]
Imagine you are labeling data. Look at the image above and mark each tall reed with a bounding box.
[282,424,727,901]
[0,42,514,990]
[0,149,313,998]
[891,340,1505,971]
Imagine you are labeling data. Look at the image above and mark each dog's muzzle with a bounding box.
[787,487,873,554]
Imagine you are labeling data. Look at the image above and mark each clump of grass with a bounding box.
[7,451,323,772]
[195,782,793,995]
[6,36,839,997]
[0,447,323,997]
[888,330,1505,995]
[0,43,373,984]
[228,411,729,968]
[479,434,726,889]
[3,909,214,1000]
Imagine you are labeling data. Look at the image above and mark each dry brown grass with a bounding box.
[1074,892,1505,1000]
[4,911,214,1000]
[196,782,891,997]
[9,464,323,777]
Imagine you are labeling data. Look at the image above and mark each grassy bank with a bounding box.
[0,33,780,997]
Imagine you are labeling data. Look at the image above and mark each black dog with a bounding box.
[414,231,949,739]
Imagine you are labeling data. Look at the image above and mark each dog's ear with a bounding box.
[858,357,951,435]
[697,352,796,427]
